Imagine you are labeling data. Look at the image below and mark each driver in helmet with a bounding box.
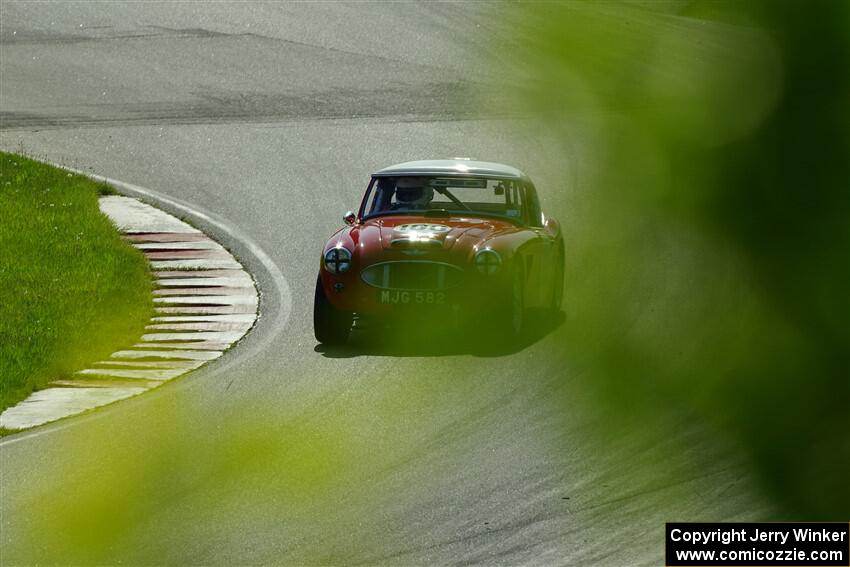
[392,177,434,210]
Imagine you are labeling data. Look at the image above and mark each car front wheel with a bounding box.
[507,264,526,339]
[550,242,564,312]
[314,277,353,345]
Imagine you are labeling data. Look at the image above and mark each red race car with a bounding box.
[314,159,564,344]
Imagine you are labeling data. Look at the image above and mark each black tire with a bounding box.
[550,242,565,312]
[506,264,526,339]
[314,277,352,345]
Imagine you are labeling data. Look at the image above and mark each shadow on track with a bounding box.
[314,309,565,359]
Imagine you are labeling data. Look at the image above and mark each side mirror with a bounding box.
[343,211,357,226]
[543,215,560,237]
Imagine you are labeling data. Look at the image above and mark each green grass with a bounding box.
[0,152,153,413]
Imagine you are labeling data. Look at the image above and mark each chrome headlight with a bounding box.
[474,249,501,275]
[324,246,352,274]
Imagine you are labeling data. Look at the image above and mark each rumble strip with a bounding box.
[0,196,258,430]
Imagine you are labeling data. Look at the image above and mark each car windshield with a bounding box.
[362,176,525,222]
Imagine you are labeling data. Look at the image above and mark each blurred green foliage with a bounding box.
[5,352,522,564]
[506,0,849,517]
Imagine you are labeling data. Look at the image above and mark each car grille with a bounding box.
[360,261,464,291]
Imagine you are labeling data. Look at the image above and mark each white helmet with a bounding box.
[395,177,433,208]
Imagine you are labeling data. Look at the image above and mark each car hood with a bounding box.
[356,215,517,256]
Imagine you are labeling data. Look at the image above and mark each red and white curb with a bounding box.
[0,196,258,430]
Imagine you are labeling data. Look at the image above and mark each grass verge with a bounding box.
[0,152,153,413]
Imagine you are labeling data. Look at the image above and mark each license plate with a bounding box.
[378,290,447,305]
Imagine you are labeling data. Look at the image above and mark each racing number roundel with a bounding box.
[394,224,451,234]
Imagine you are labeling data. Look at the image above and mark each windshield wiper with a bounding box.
[433,187,471,211]
[424,208,450,217]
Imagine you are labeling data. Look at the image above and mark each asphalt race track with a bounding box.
[0,4,771,565]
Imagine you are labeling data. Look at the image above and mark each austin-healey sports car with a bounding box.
[314,159,564,344]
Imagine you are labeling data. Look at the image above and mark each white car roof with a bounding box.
[373,159,529,181]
